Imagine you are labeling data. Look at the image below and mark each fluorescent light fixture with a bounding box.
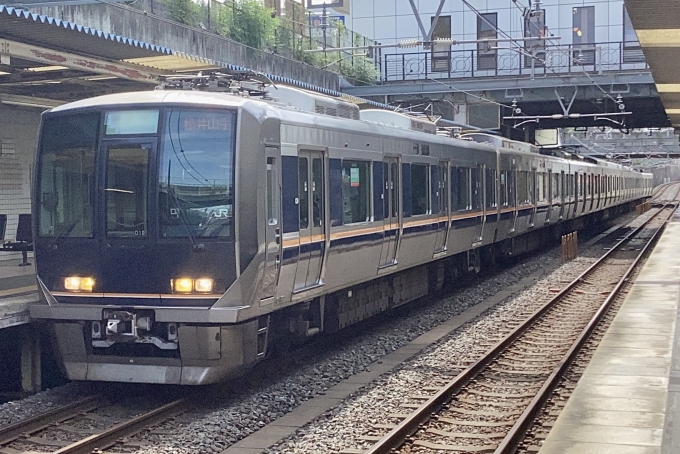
[0,71,9,76]
[666,109,680,114]
[1,100,54,109]
[637,29,680,47]
[26,65,69,72]
[656,84,680,92]
[0,94,62,109]
[85,75,118,81]
[20,80,62,85]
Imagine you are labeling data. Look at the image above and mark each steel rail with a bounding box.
[364,203,674,454]
[654,182,680,203]
[495,203,677,453]
[0,395,103,446]
[52,397,190,454]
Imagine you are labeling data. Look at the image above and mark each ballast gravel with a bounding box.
[265,256,597,454]
[0,382,95,428]
[129,247,569,454]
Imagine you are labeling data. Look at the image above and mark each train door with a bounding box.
[380,157,400,267]
[294,150,326,290]
[261,148,282,300]
[572,172,577,215]
[580,174,586,213]
[529,169,537,227]
[510,168,518,233]
[474,165,486,242]
[98,139,155,292]
[559,171,566,220]
[433,162,449,254]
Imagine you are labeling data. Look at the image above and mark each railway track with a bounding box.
[0,393,190,454]
[348,196,678,453]
[652,182,680,203]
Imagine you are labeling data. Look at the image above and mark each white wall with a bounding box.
[0,105,41,262]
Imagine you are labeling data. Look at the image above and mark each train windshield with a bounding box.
[37,113,100,238]
[158,108,236,238]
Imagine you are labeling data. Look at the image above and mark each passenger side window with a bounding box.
[299,157,309,230]
[411,163,430,215]
[500,170,508,206]
[485,168,497,208]
[508,170,516,207]
[537,173,546,203]
[342,160,371,224]
[457,167,471,210]
[517,171,529,204]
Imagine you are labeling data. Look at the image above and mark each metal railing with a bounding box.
[383,41,647,82]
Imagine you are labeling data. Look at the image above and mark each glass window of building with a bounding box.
[572,6,595,64]
[524,8,545,67]
[431,15,451,73]
[477,12,498,70]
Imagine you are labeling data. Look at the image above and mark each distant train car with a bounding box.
[29,80,653,384]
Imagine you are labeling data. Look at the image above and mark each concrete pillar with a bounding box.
[19,327,41,393]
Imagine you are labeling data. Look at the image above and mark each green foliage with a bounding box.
[338,56,379,85]
[167,0,200,27]
[215,0,278,50]
[295,37,325,67]
[163,0,378,84]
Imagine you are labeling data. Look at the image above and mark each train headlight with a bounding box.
[64,276,95,292]
[173,278,194,293]
[194,278,214,293]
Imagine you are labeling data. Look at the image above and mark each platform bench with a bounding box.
[0,214,33,266]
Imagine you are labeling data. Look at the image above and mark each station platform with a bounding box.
[539,209,680,454]
[0,257,37,330]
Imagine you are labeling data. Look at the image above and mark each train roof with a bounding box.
[48,90,253,112]
[47,89,492,154]
[46,90,652,177]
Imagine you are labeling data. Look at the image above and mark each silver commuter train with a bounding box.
[29,84,653,384]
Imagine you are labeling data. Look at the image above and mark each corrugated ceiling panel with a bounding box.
[0,5,170,60]
[625,0,680,30]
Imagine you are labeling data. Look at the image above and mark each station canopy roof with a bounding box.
[0,6,405,112]
[625,0,680,128]
[0,5,246,107]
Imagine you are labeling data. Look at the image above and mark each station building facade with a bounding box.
[341,0,640,63]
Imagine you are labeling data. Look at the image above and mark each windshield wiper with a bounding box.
[166,188,205,253]
[48,218,81,248]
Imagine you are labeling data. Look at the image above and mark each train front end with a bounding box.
[29,95,267,384]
